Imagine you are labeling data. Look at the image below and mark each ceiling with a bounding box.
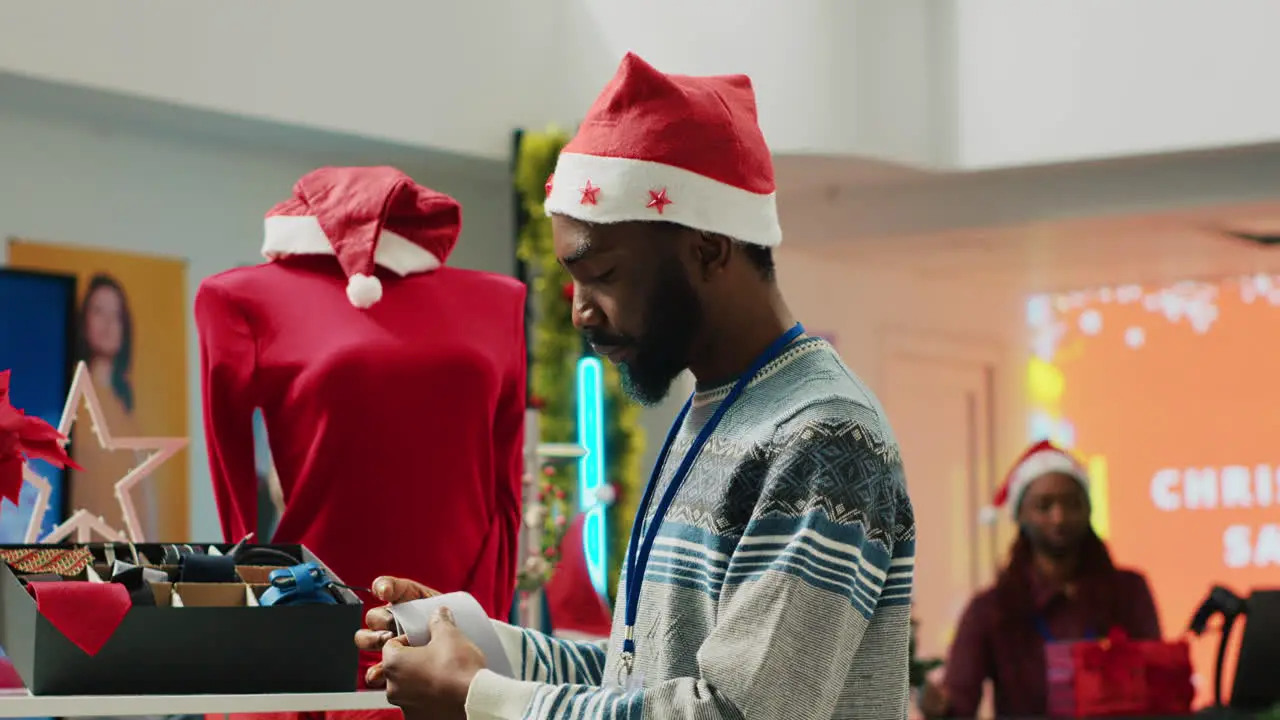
[798,200,1280,295]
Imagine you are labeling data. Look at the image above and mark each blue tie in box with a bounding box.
[0,542,363,695]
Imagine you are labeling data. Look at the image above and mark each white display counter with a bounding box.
[0,688,392,717]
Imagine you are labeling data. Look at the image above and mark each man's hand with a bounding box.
[382,606,488,720]
[353,576,439,688]
[917,666,948,719]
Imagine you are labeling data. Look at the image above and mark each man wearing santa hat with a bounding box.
[356,52,916,719]
[920,439,1162,719]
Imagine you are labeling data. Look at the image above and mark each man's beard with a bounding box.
[591,262,702,406]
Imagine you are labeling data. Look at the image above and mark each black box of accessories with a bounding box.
[0,542,364,696]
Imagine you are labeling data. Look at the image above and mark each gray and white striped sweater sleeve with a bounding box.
[466,416,915,720]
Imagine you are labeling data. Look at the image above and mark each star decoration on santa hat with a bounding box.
[579,180,601,206]
[23,361,187,543]
[646,188,673,214]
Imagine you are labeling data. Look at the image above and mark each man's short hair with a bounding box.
[648,221,776,281]
[737,242,775,281]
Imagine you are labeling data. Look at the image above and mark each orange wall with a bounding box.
[779,248,1274,705]
[1030,277,1280,705]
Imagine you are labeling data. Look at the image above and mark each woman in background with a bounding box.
[69,273,156,539]
[921,440,1162,718]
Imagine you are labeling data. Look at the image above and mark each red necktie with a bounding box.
[27,582,132,656]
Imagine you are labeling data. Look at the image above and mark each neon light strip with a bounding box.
[576,356,608,595]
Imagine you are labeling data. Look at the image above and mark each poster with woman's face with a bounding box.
[5,239,189,542]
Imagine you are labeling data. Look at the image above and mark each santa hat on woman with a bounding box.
[980,439,1090,524]
[544,52,781,248]
[261,166,461,309]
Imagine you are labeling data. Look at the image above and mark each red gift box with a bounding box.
[1045,627,1195,718]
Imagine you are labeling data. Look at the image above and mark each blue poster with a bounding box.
[0,268,75,542]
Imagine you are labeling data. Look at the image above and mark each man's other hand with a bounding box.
[354,576,440,688]
[382,606,485,720]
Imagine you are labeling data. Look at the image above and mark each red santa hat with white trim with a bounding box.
[980,439,1090,524]
[544,52,781,247]
[260,166,461,309]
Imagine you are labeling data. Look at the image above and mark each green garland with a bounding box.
[514,128,645,600]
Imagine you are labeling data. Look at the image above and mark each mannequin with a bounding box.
[194,167,526,687]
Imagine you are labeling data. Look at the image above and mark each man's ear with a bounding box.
[691,231,733,279]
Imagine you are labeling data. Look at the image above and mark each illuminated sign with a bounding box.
[576,356,607,595]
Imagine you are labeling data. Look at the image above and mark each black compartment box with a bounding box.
[0,543,363,695]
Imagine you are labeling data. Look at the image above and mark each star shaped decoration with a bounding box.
[23,459,127,544]
[579,180,601,206]
[23,361,187,543]
[544,174,554,198]
[646,188,673,214]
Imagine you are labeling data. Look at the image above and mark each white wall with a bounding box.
[0,96,516,540]
[7,0,1278,169]
[0,1,563,161]
[954,0,1280,169]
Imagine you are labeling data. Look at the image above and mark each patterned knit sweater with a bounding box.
[468,338,916,719]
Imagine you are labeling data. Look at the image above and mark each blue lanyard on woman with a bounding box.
[616,322,806,685]
[1035,614,1100,643]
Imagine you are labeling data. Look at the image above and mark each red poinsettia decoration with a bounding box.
[0,370,81,506]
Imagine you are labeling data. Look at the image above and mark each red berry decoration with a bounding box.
[561,281,575,304]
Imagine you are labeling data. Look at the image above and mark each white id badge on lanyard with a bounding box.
[624,670,645,692]
[608,666,646,692]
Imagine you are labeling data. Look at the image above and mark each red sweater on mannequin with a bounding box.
[194,168,526,696]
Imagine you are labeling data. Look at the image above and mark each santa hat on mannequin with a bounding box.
[544,52,782,247]
[980,439,1090,524]
[260,166,461,309]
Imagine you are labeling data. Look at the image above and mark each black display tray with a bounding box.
[0,542,363,696]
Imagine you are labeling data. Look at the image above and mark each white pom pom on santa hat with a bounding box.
[260,167,461,311]
[978,505,1002,525]
[346,273,383,309]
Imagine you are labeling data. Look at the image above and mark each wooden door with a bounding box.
[879,332,1002,660]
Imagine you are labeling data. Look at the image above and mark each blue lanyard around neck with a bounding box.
[1034,614,1100,643]
[620,323,805,663]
